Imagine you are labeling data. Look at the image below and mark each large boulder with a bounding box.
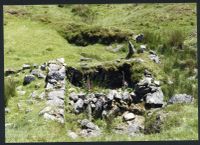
[145,88,164,107]
[168,94,194,104]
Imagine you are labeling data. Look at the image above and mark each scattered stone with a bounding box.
[5,108,10,113]
[80,57,92,62]
[67,130,78,139]
[123,112,135,121]
[135,34,144,43]
[138,45,146,53]
[5,68,16,76]
[23,75,35,85]
[33,64,38,68]
[22,64,31,70]
[40,64,46,71]
[80,119,100,130]
[5,123,14,128]
[149,54,160,64]
[168,94,194,104]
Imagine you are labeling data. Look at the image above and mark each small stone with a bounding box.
[138,45,146,53]
[80,119,100,130]
[154,80,160,86]
[33,64,38,68]
[67,130,78,139]
[23,75,35,85]
[135,34,144,43]
[22,64,31,70]
[5,107,10,113]
[149,50,156,55]
[80,57,92,62]
[123,112,135,121]
[40,64,46,71]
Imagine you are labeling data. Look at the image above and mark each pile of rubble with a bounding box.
[39,58,66,124]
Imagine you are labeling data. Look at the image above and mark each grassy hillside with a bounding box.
[4,4,198,142]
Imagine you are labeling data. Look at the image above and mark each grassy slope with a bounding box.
[4,4,198,142]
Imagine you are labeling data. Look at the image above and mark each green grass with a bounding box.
[4,3,198,142]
